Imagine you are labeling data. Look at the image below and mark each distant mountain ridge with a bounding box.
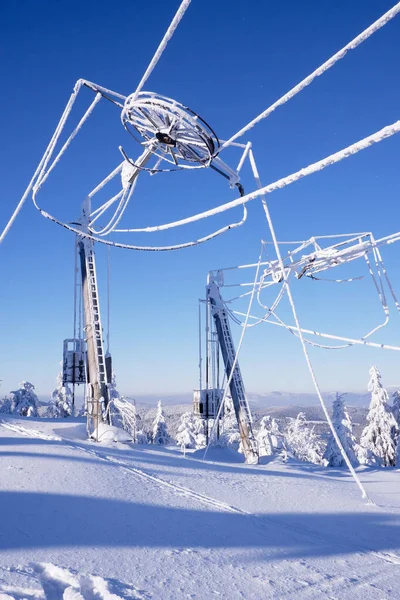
[128,388,400,408]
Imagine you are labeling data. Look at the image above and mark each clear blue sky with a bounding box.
[1,0,400,398]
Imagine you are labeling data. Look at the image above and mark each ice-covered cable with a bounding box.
[129,0,191,104]
[232,309,400,352]
[249,151,370,500]
[203,251,262,460]
[33,93,102,193]
[0,80,83,245]
[33,201,248,251]
[116,119,400,234]
[220,2,400,151]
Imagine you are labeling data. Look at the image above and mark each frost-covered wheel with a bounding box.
[121,91,220,170]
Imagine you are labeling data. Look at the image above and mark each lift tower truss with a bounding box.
[77,199,110,436]
[206,275,259,465]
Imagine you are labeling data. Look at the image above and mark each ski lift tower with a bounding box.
[17,86,258,438]
[195,270,259,465]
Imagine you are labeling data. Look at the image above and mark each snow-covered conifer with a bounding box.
[108,371,120,402]
[323,393,358,467]
[0,395,12,414]
[45,373,73,418]
[5,381,40,417]
[192,415,206,448]
[219,394,241,449]
[256,415,284,457]
[105,372,137,441]
[358,366,398,467]
[152,400,171,445]
[284,412,322,464]
[176,412,198,449]
[136,430,149,444]
[392,391,400,429]
[109,397,137,441]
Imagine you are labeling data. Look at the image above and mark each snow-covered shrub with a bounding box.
[45,373,73,418]
[1,381,39,417]
[256,415,284,457]
[323,393,358,467]
[358,366,398,467]
[284,412,323,464]
[152,400,171,445]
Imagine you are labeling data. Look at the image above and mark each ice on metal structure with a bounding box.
[204,275,259,465]
[193,388,223,420]
[62,339,86,385]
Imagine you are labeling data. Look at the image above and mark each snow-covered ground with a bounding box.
[0,415,400,599]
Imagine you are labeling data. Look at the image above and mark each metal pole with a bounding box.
[198,301,202,392]
[106,243,110,354]
[72,238,78,407]
[205,286,210,443]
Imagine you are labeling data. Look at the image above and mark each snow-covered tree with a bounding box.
[136,430,149,444]
[176,412,197,449]
[1,381,39,417]
[219,394,241,450]
[256,415,284,457]
[284,412,323,464]
[45,373,73,418]
[192,415,207,448]
[152,400,171,445]
[175,411,206,449]
[358,366,398,467]
[323,393,358,467]
[109,397,137,441]
[392,390,400,430]
[108,370,120,402]
[105,372,138,441]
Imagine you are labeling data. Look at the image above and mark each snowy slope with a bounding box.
[0,416,400,599]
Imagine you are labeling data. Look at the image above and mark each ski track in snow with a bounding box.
[2,417,400,600]
[79,447,249,515]
[0,419,247,516]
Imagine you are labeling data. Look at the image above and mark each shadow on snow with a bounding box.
[0,490,399,561]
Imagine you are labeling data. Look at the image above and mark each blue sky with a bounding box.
[1,0,400,398]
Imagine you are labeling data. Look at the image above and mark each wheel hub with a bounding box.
[156,131,176,147]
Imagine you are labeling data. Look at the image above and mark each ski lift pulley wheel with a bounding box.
[121,91,220,170]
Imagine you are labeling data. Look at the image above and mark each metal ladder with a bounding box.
[79,237,109,434]
[218,310,253,424]
[86,248,107,388]
[207,281,259,464]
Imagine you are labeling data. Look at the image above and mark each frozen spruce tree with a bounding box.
[192,415,206,448]
[106,373,138,441]
[284,412,322,464]
[219,394,241,450]
[392,390,400,430]
[176,412,197,449]
[110,397,138,442]
[358,366,398,467]
[152,400,171,445]
[5,381,40,417]
[108,370,120,402]
[45,373,73,418]
[256,415,284,457]
[323,393,358,467]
